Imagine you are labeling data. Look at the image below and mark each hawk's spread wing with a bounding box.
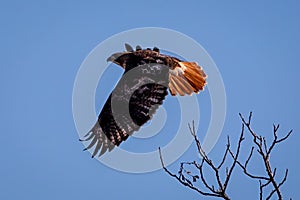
[80,63,169,157]
[80,44,207,157]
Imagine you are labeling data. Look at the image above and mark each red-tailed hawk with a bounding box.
[80,44,207,157]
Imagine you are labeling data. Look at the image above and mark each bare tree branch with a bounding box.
[259,180,263,200]
[223,128,244,191]
[239,112,293,200]
[158,147,222,198]
[159,112,292,199]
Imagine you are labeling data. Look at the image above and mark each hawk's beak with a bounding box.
[106,52,124,63]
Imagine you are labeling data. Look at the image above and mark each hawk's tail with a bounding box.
[169,62,207,96]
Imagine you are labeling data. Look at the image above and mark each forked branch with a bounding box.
[159,112,292,200]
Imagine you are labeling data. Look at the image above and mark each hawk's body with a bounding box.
[81,44,207,157]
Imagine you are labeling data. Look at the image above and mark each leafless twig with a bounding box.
[159,120,245,200]
[159,112,292,199]
[235,112,292,200]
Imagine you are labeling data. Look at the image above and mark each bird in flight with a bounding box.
[80,43,207,157]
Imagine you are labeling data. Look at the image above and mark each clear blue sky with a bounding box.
[1,1,299,199]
